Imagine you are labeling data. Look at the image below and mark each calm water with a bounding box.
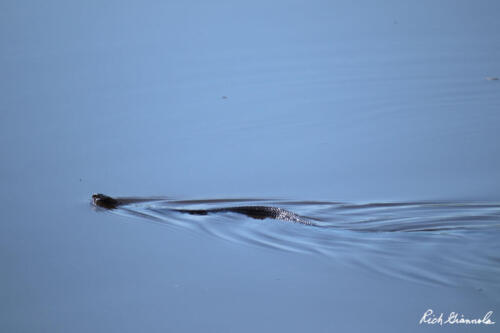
[1,0,500,332]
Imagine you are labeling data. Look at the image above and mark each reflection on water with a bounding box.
[94,196,500,292]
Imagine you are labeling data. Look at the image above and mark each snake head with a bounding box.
[92,193,120,209]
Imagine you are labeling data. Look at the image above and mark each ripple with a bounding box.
[94,197,500,293]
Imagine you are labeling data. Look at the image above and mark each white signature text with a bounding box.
[419,309,495,326]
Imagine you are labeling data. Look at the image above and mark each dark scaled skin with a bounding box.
[92,193,312,225]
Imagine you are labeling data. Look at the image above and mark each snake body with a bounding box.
[92,193,312,225]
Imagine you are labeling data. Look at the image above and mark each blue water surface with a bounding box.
[1,1,499,332]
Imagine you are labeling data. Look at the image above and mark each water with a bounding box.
[97,197,500,291]
[1,0,500,332]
